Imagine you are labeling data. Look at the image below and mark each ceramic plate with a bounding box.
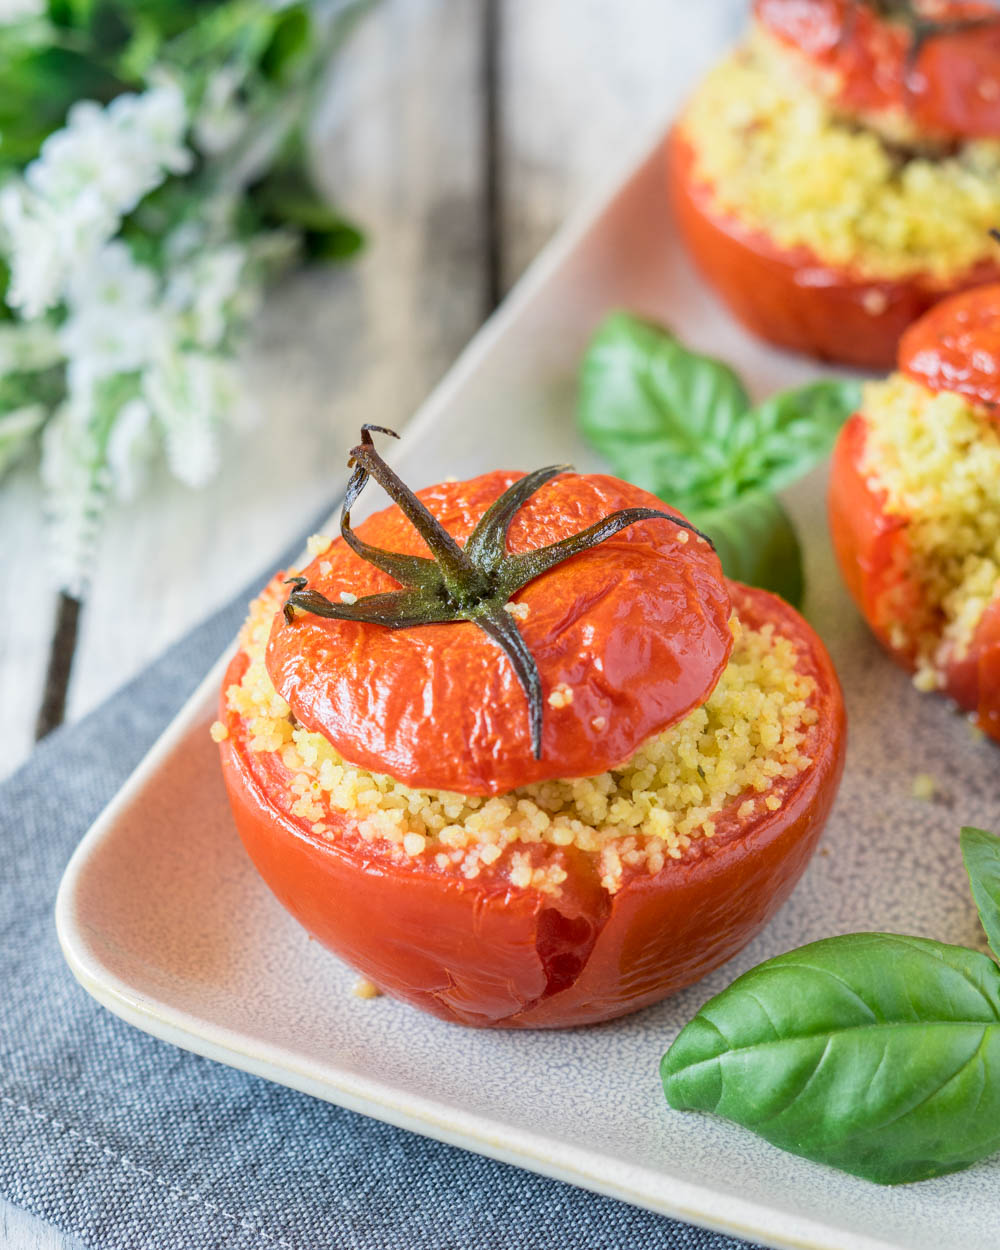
[56,129,1000,1250]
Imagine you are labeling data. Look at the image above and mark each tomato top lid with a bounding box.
[754,0,1000,141]
[266,426,734,796]
[899,281,1000,414]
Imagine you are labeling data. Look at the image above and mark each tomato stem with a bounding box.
[281,427,714,760]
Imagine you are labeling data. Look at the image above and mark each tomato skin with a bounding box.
[667,129,1000,369]
[755,0,1000,141]
[219,582,846,1029]
[829,410,1000,741]
[266,470,733,797]
[900,284,1000,416]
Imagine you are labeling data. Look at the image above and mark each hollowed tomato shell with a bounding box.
[829,411,1000,741]
[667,128,1000,371]
[218,581,846,1029]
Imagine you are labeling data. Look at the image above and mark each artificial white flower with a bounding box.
[0,405,47,476]
[165,242,247,349]
[194,66,249,157]
[144,348,238,487]
[0,0,45,23]
[4,83,192,318]
[105,398,156,502]
[0,318,61,374]
[60,242,163,398]
[108,81,192,184]
[40,395,113,596]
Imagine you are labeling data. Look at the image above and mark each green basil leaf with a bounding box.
[688,492,804,607]
[578,312,750,502]
[662,933,1000,1185]
[727,380,863,500]
[962,827,1000,961]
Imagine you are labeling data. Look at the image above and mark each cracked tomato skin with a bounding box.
[829,297,1000,740]
[219,581,846,1028]
[667,128,1000,370]
[266,470,734,796]
[755,0,1000,143]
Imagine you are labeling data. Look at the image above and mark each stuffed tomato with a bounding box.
[216,428,846,1028]
[829,284,1000,741]
[670,0,1000,369]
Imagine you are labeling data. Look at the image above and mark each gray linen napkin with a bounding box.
[0,550,759,1249]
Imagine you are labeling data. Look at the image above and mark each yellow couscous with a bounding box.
[221,582,819,895]
[679,25,1000,281]
[858,374,1000,687]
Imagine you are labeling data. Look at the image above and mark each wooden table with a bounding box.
[0,2,743,1244]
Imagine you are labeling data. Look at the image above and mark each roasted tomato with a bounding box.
[829,285,1000,741]
[756,0,1000,144]
[669,0,1000,369]
[217,430,846,1028]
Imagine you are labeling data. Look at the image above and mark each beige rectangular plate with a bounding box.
[56,128,1000,1250]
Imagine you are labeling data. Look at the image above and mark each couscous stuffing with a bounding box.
[225,581,819,896]
[679,26,1000,282]
[858,374,1000,688]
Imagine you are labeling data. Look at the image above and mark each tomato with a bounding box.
[667,128,1000,370]
[900,284,1000,416]
[219,579,846,1029]
[829,291,1000,740]
[755,0,1000,142]
[267,470,733,796]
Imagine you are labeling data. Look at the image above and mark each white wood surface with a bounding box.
[1,2,745,1246]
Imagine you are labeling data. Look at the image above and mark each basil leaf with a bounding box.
[577,313,859,606]
[726,380,863,502]
[962,827,1000,961]
[662,933,1000,1185]
[578,312,750,503]
[689,493,803,608]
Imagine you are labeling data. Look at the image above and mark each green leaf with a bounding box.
[729,379,863,500]
[578,312,750,503]
[962,827,1000,961]
[662,933,1000,1185]
[259,4,312,83]
[577,313,858,603]
[689,493,804,607]
[249,170,364,262]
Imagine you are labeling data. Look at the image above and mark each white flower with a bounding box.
[0,0,45,23]
[0,179,118,317]
[2,83,192,317]
[194,66,249,157]
[165,242,247,349]
[105,398,156,502]
[110,81,192,182]
[60,242,163,397]
[0,405,47,477]
[40,395,111,596]
[143,348,238,487]
[0,318,61,374]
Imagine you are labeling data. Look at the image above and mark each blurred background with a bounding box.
[0,0,744,784]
